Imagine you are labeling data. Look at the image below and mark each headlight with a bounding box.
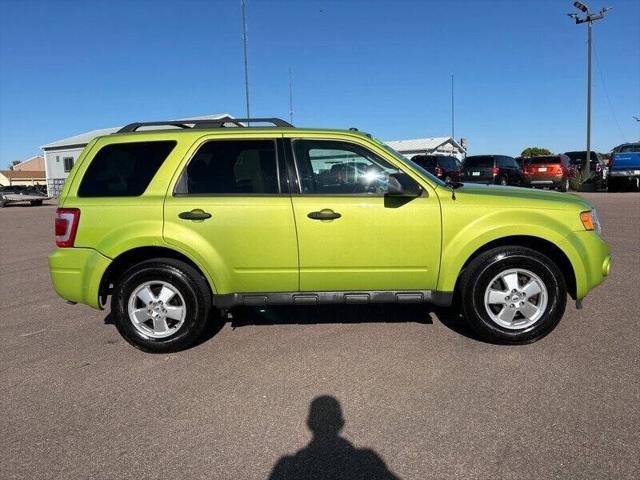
[580,209,602,235]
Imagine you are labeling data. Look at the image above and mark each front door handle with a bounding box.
[179,209,212,221]
[307,209,341,221]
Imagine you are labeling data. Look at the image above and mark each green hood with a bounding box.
[445,183,592,211]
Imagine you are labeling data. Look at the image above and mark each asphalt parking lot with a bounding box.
[1,192,639,480]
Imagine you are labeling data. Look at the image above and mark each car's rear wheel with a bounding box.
[459,246,566,344]
[559,178,569,192]
[111,258,212,353]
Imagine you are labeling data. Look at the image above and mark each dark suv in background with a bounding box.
[461,155,524,186]
[410,154,462,182]
[564,151,608,191]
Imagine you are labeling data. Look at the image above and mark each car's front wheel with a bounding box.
[459,246,566,344]
[111,258,212,353]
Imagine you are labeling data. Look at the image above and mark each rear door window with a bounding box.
[175,139,280,195]
[78,141,176,197]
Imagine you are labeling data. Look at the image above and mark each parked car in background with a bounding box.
[0,185,49,207]
[410,154,462,183]
[608,142,640,191]
[563,151,608,191]
[522,155,574,192]
[461,155,524,186]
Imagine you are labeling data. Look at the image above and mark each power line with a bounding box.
[593,42,627,143]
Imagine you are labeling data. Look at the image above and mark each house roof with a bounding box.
[41,113,233,150]
[385,137,464,153]
[0,170,46,180]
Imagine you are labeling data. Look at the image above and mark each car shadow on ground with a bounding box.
[104,303,483,347]
[225,303,481,342]
[267,395,402,480]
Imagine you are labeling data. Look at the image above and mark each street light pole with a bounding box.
[241,0,251,124]
[567,2,611,177]
[587,19,592,176]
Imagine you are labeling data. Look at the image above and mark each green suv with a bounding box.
[48,118,611,352]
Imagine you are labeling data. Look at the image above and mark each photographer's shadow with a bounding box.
[268,396,401,480]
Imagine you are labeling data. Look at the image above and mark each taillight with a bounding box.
[491,167,499,176]
[55,208,80,248]
[435,166,444,176]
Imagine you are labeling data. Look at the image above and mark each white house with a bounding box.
[385,137,466,160]
[40,113,232,197]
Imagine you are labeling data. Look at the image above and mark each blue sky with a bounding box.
[0,0,638,165]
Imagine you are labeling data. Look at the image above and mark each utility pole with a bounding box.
[289,67,294,125]
[451,74,455,140]
[241,0,250,123]
[567,2,611,177]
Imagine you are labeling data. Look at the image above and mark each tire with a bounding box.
[459,246,567,344]
[0,196,6,208]
[608,178,618,192]
[111,258,212,353]
[559,178,569,192]
[30,200,43,206]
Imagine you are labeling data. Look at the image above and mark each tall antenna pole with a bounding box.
[451,74,455,140]
[241,0,250,123]
[288,67,294,124]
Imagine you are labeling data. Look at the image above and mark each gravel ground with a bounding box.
[1,192,639,480]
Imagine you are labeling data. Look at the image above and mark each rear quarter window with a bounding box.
[78,141,176,197]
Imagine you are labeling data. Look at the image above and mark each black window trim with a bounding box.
[172,137,288,197]
[288,137,424,198]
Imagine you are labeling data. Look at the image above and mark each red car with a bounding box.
[522,155,574,192]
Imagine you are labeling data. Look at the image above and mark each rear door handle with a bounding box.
[179,209,212,221]
[307,209,341,221]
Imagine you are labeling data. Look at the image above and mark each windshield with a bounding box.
[373,138,446,186]
[619,143,640,153]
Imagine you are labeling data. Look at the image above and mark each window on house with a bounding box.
[63,157,74,172]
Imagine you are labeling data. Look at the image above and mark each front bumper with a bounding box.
[48,247,112,309]
[560,231,611,300]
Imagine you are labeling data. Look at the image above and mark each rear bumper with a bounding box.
[48,247,112,309]
[609,169,640,178]
[525,176,564,186]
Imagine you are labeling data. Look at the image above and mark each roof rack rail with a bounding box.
[117,117,293,133]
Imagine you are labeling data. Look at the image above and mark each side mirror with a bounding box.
[386,173,423,197]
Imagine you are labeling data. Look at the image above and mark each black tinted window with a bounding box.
[465,156,494,168]
[78,141,176,197]
[439,157,458,169]
[177,140,279,195]
[528,156,561,164]
[412,156,436,169]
